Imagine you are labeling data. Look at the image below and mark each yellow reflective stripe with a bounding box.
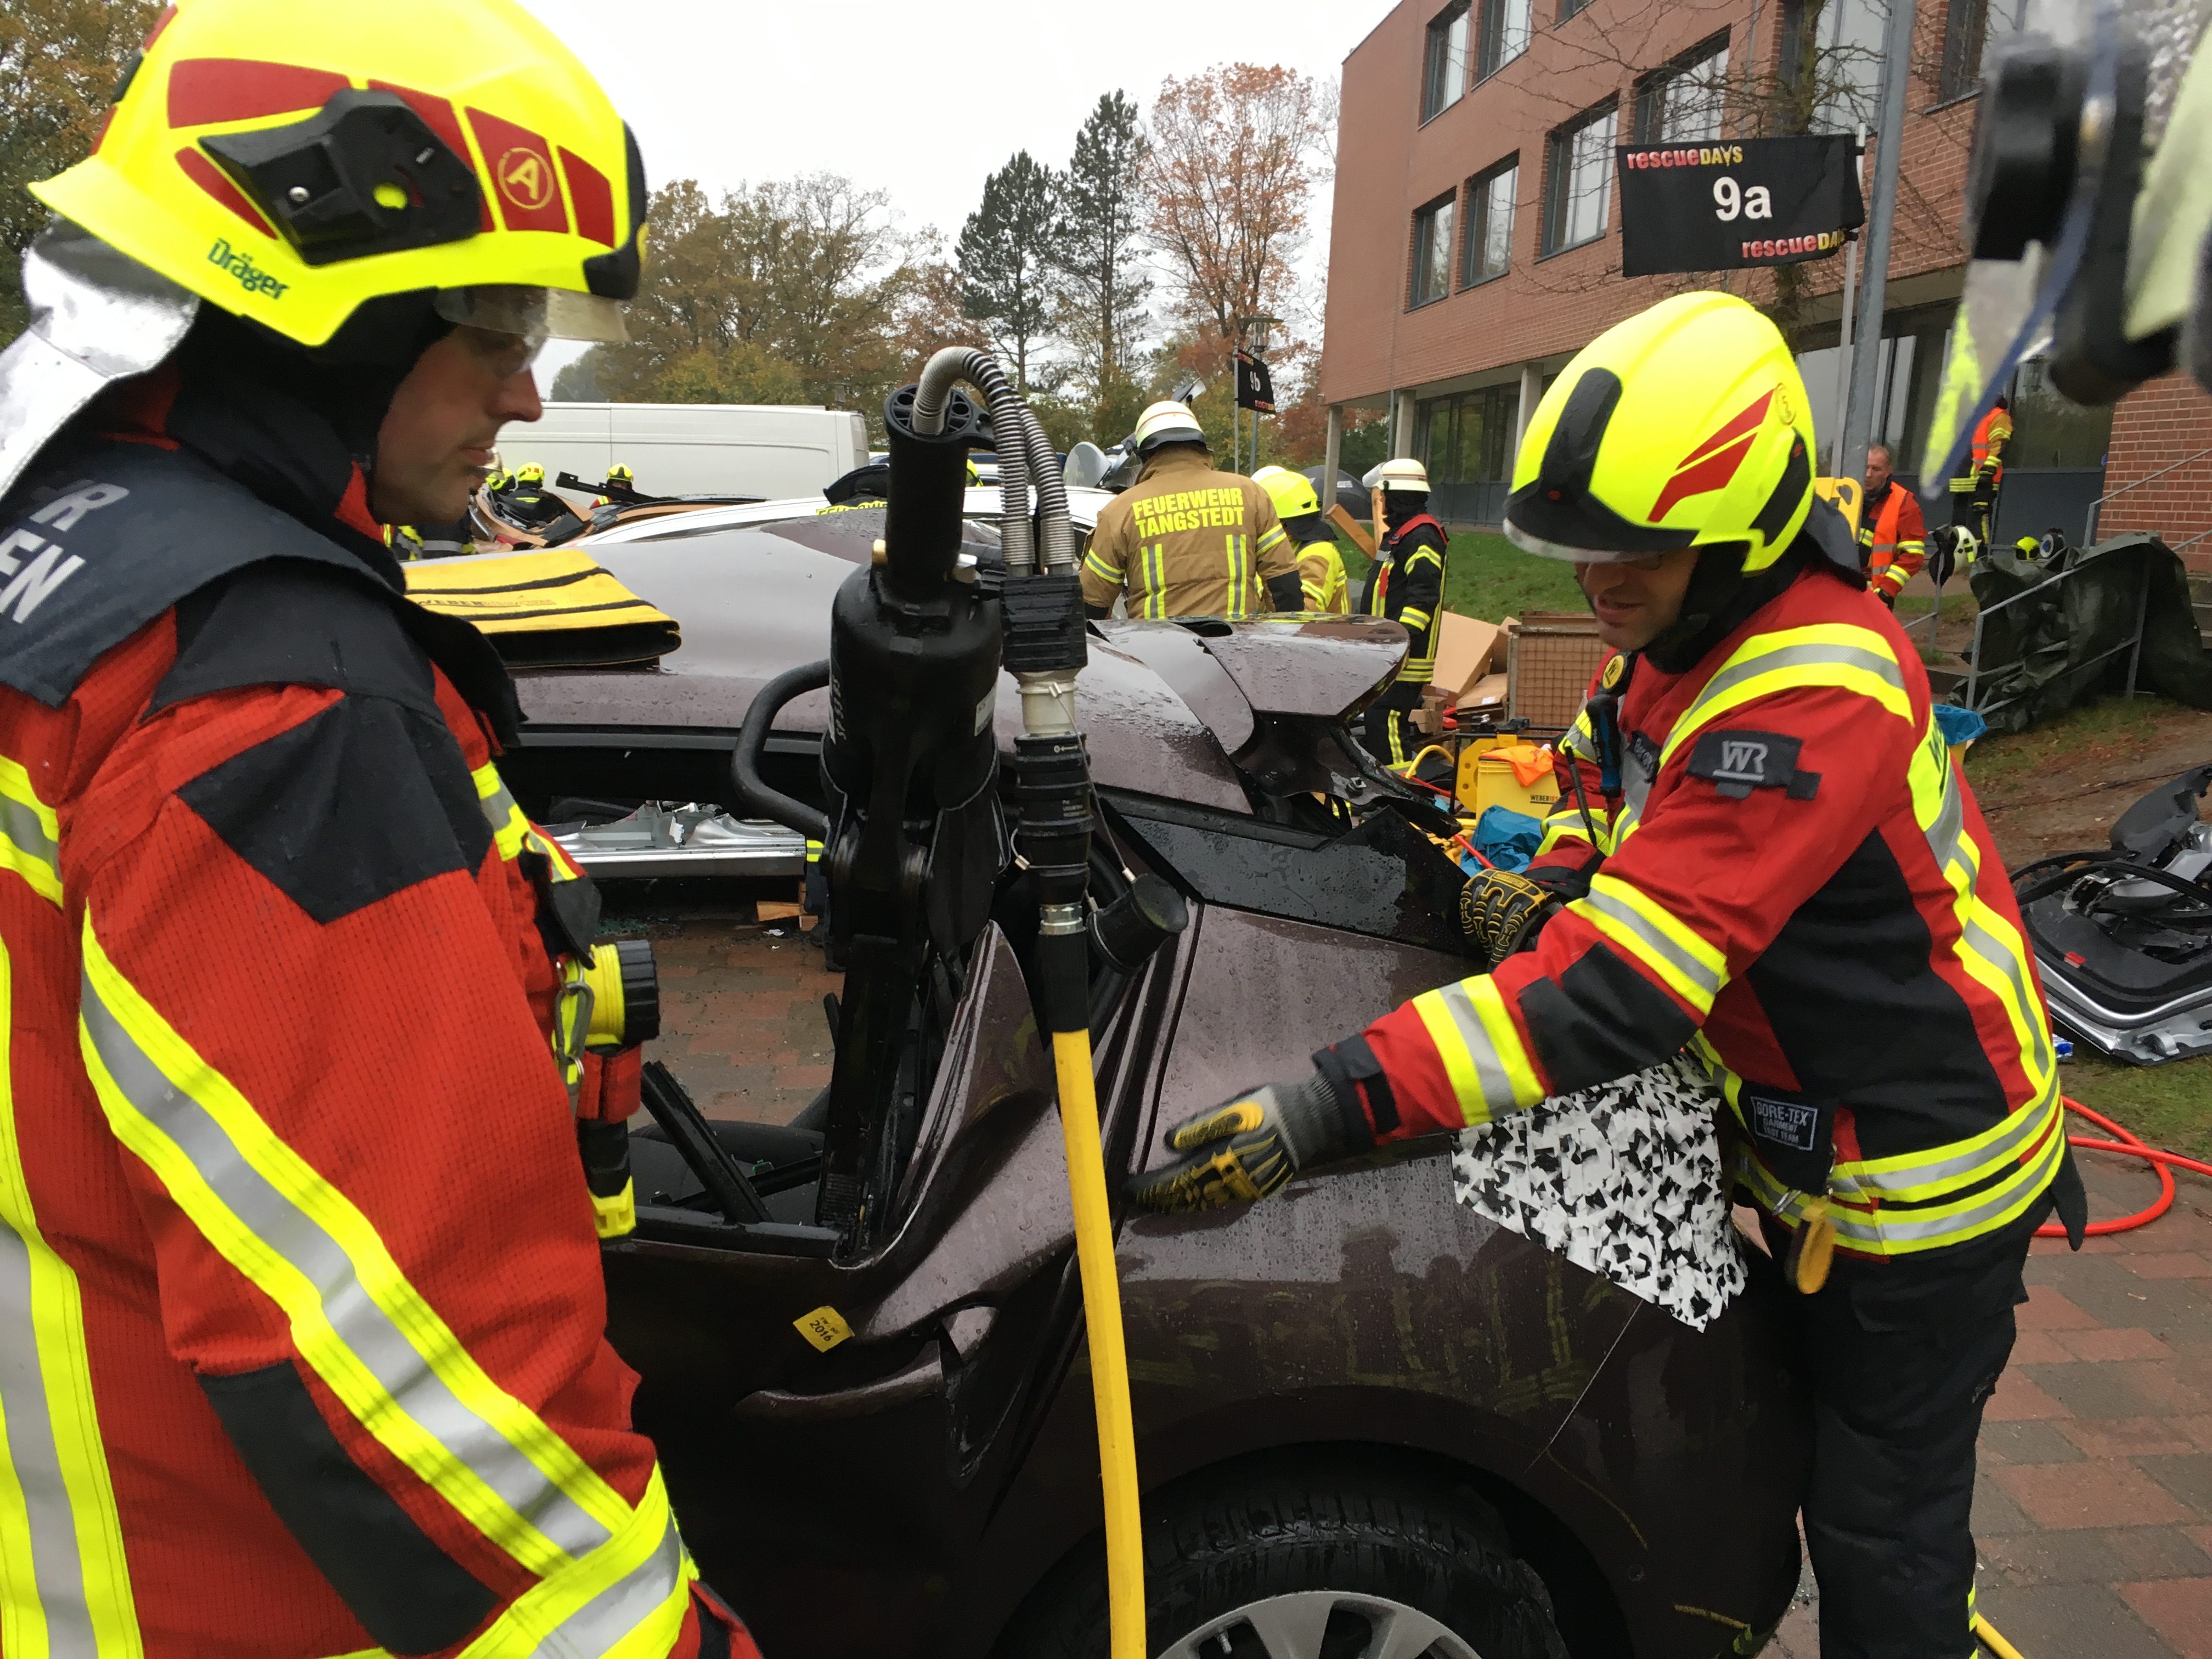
[1141,543,1166,618]
[1537,803,1608,856]
[0,939,143,1659]
[1399,607,1432,632]
[76,919,630,1578]
[1256,523,1288,554]
[1659,625,1911,771]
[1403,547,1443,571]
[1736,1114,2063,1255]
[473,763,529,862]
[1224,533,1248,620]
[1410,975,1543,1126]
[1570,873,1728,1014]
[1831,1084,2063,1203]
[466,1465,693,1659]
[0,758,61,909]
[1082,544,1122,584]
[1905,716,2057,1099]
[329,1465,697,1659]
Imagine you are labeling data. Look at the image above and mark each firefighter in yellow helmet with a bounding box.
[592,459,637,507]
[1254,464,1348,613]
[0,2,754,1653]
[1132,292,2080,1659]
[1356,456,1449,769]
[1081,399,1299,619]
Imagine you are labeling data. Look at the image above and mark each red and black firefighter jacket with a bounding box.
[0,367,751,1657]
[1318,552,2072,1283]
[1360,512,1447,692]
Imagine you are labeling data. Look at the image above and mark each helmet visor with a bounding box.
[435,285,630,343]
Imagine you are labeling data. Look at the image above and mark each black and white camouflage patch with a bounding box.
[1451,1058,1747,1330]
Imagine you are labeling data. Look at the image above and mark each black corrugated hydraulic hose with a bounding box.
[730,658,830,841]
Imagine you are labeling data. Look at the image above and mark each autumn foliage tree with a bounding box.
[1142,63,1330,342]
[556,174,968,423]
[0,0,161,342]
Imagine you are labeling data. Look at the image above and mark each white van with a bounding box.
[499,402,870,503]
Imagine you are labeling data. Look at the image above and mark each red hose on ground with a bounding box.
[2039,1096,2212,1238]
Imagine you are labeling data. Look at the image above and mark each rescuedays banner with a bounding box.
[1616,134,1866,278]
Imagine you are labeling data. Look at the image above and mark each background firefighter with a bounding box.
[1080,399,1300,620]
[0,2,754,1654]
[1858,442,1926,607]
[1356,456,1448,769]
[1133,293,2085,1659]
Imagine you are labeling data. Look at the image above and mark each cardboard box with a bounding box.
[1458,671,1508,711]
[1432,612,1505,699]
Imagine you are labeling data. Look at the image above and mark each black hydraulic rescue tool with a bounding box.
[811,380,1002,1249]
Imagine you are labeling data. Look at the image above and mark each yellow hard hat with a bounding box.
[517,462,544,482]
[1505,292,1815,572]
[1253,464,1319,520]
[1133,399,1205,454]
[608,461,634,482]
[32,0,646,351]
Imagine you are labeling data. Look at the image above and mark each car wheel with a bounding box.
[1009,1461,1570,1659]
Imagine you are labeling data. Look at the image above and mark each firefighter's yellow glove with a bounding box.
[1127,1075,1358,1213]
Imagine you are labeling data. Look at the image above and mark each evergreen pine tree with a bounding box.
[1053,93,1150,435]
[956,151,1059,392]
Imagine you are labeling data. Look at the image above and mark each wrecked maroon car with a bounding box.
[481,504,1812,1659]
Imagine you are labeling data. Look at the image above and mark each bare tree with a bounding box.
[1143,63,1331,340]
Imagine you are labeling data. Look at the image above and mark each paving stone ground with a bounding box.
[607,895,836,1126]
[648,910,2212,1658]
[1769,1150,2212,1659]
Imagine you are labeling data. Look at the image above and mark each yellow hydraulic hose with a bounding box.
[1051,1026,1146,1659]
[1975,1615,2029,1659]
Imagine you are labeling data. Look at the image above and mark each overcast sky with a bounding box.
[517,0,1383,379]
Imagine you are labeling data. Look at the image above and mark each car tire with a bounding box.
[1008,1459,1571,1659]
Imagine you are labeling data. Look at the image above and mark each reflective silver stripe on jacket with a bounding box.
[76,973,613,1564]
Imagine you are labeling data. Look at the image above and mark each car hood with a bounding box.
[511,523,1408,813]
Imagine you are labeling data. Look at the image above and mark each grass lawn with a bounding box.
[2060,1052,2212,1164]
[1334,529,1585,623]
[1961,692,2191,791]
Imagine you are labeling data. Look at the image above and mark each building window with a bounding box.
[1558,0,1591,21]
[1941,0,2027,100]
[1543,101,1616,256]
[1477,0,1531,81]
[1460,157,1517,286]
[1418,383,1522,524]
[1423,1,1472,121]
[1780,0,1884,134]
[1635,32,1731,143]
[1409,191,1457,307]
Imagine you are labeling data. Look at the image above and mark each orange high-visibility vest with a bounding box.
[1970,405,2012,486]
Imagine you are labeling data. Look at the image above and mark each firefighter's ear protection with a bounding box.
[1970,29,2169,403]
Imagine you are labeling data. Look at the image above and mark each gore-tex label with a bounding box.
[1748,1093,1821,1153]
[1686,728,1820,800]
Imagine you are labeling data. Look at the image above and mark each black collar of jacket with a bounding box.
[127,312,521,742]
[1644,499,1865,676]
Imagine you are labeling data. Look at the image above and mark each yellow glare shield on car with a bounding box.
[404,547,679,667]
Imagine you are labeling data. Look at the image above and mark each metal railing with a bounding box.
[1956,551,2151,722]
[2083,444,2212,545]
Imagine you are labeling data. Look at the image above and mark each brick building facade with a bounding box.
[1318,0,2212,561]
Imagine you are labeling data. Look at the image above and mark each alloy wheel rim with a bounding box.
[1159,1588,1481,1659]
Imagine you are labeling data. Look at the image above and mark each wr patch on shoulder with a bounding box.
[1685,729,1821,800]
